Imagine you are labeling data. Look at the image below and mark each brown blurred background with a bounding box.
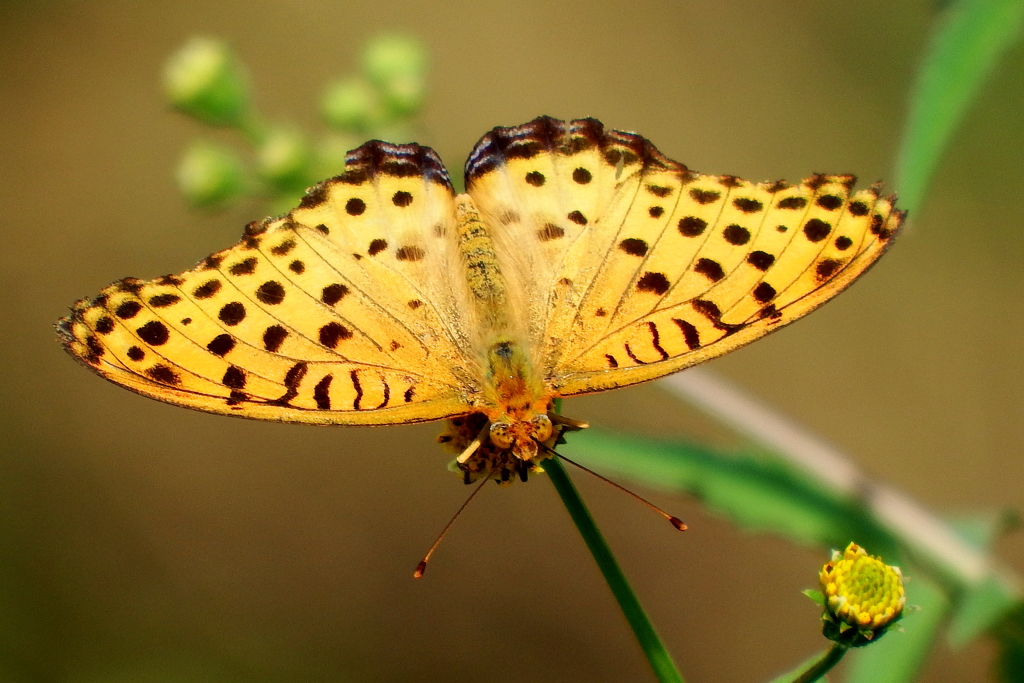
[2,0,1023,681]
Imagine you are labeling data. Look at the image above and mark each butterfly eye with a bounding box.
[489,422,514,449]
[531,414,553,443]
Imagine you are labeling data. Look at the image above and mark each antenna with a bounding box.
[414,472,491,578]
[536,440,687,531]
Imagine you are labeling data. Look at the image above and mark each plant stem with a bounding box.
[545,456,685,683]
[791,643,847,683]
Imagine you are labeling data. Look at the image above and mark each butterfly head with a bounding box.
[438,410,558,484]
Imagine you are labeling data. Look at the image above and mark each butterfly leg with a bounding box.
[456,420,491,464]
[549,413,589,431]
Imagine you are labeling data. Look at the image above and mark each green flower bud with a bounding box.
[164,37,249,127]
[819,543,906,647]
[361,34,427,116]
[312,132,361,179]
[368,123,415,145]
[257,127,311,190]
[322,77,384,131]
[176,141,245,208]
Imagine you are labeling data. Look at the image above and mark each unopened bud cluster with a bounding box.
[164,33,427,211]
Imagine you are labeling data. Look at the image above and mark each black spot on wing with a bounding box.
[636,272,670,295]
[145,364,180,386]
[733,197,762,213]
[816,259,843,281]
[137,321,169,346]
[270,239,296,256]
[647,322,669,360]
[619,238,648,256]
[222,365,246,389]
[229,258,258,276]
[346,197,366,215]
[115,301,142,319]
[672,318,700,350]
[321,284,349,305]
[193,279,221,299]
[207,333,235,356]
[255,281,286,305]
[753,282,776,303]
[95,316,114,334]
[803,219,832,242]
[314,375,332,410]
[816,194,843,211]
[319,322,351,348]
[747,251,775,271]
[690,188,720,204]
[723,225,751,245]
[396,246,425,261]
[262,325,287,352]
[778,196,807,210]
[218,302,246,326]
[538,224,565,241]
[848,201,869,216]
[148,293,180,308]
[95,317,115,335]
[678,216,707,237]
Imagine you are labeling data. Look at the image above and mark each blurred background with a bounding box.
[2,0,1023,681]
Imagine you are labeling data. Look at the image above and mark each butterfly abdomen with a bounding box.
[454,195,508,319]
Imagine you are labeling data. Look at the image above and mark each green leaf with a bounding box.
[565,429,898,556]
[803,589,826,607]
[994,603,1024,683]
[949,577,1022,647]
[943,511,1021,646]
[946,509,1018,552]
[844,575,949,683]
[895,0,1024,215]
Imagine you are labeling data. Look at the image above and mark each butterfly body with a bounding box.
[58,116,903,483]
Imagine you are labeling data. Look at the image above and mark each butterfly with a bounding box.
[58,116,903,484]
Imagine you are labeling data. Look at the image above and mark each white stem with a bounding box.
[661,367,1020,591]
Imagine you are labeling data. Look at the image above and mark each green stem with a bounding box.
[791,643,848,683]
[545,456,685,683]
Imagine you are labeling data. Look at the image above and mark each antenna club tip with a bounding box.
[414,560,428,579]
[669,517,688,531]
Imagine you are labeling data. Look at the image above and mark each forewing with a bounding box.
[59,142,479,425]
[464,116,903,397]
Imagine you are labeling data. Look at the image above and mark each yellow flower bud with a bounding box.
[818,543,906,646]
